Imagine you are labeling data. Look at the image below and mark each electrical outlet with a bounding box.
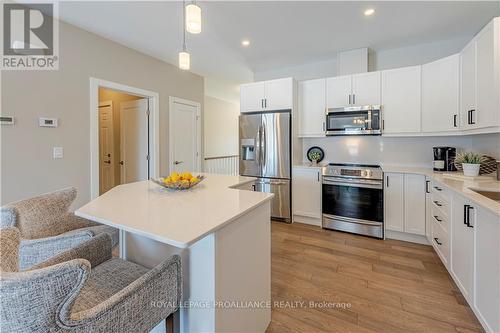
[53,147,63,159]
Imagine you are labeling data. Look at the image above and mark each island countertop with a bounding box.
[76,174,274,248]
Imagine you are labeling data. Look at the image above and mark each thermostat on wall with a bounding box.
[39,117,58,127]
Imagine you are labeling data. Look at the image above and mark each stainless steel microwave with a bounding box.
[325,105,382,136]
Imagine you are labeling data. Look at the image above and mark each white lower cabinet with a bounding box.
[451,193,475,301]
[474,206,500,333]
[292,167,322,226]
[384,173,404,232]
[384,173,426,235]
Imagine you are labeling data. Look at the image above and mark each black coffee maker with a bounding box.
[433,147,457,171]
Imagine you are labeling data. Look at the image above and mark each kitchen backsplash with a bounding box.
[302,133,500,167]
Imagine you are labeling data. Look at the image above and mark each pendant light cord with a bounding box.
[182,0,187,51]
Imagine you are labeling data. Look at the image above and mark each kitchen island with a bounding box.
[76,174,274,333]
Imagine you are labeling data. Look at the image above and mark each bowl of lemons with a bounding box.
[153,172,204,190]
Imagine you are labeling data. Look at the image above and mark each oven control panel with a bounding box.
[322,164,382,180]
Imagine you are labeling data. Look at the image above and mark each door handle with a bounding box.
[264,98,267,108]
[453,114,457,128]
[119,161,124,165]
[174,161,183,165]
[433,200,442,207]
[104,160,111,164]
[352,94,356,105]
[434,237,442,246]
[348,94,351,105]
[425,180,430,193]
[386,175,389,187]
[107,153,111,158]
[464,204,469,226]
[433,215,442,222]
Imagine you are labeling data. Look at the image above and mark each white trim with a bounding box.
[90,77,160,199]
[168,96,202,174]
[385,230,430,245]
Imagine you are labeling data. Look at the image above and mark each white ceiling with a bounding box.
[58,1,500,84]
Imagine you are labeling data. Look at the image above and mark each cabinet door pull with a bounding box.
[433,200,442,207]
[348,94,351,105]
[466,205,474,228]
[434,237,442,246]
[469,109,475,125]
[453,114,457,128]
[317,171,320,182]
[433,215,442,222]
[425,180,430,193]
[434,186,442,191]
[353,94,356,105]
[463,204,469,225]
[386,175,389,187]
[261,99,264,109]
[323,122,326,132]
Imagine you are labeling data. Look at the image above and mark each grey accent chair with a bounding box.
[0,227,182,333]
[1,187,119,269]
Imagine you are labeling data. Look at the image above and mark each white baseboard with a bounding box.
[385,230,430,245]
[292,215,322,227]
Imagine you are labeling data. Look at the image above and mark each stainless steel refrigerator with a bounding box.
[239,111,291,222]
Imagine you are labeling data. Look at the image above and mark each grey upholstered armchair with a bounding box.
[1,187,118,269]
[0,227,182,333]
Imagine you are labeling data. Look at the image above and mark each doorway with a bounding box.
[90,78,159,199]
[169,97,202,174]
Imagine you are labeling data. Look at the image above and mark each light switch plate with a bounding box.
[53,147,63,159]
[39,117,58,127]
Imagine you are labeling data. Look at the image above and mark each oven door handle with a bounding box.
[323,178,383,189]
[323,214,382,226]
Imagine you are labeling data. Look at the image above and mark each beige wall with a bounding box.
[98,88,141,185]
[204,96,239,158]
[1,20,204,208]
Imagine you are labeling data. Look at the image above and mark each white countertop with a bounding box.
[76,174,274,248]
[382,165,500,216]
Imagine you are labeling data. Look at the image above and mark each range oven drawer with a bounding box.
[323,214,383,239]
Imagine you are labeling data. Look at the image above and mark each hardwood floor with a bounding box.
[267,221,484,333]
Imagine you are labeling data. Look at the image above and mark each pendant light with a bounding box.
[185,1,201,34]
[179,1,190,70]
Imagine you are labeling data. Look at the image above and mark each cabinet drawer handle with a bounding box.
[434,237,442,246]
[434,186,442,191]
[425,180,430,193]
[433,200,442,207]
[453,114,457,128]
[470,109,475,125]
[466,205,474,228]
[433,215,442,222]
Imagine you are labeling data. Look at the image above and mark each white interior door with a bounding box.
[171,100,200,174]
[120,99,149,184]
[99,101,115,194]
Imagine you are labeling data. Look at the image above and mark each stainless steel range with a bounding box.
[322,163,384,239]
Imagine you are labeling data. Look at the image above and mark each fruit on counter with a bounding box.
[162,171,199,184]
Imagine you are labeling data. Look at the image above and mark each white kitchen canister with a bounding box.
[462,163,481,177]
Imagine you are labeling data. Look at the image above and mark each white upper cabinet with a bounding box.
[326,72,381,109]
[240,78,293,113]
[265,78,294,110]
[298,79,326,137]
[460,40,477,129]
[240,82,266,113]
[351,71,381,106]
[326,75,352,108]
[381,66,422,133]
[476,18,500,128]
[421,54,460,133]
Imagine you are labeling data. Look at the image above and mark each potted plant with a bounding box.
[309,151,321,166]
[455,152,487,177]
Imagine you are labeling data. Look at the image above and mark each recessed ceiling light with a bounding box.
[364,8,375,16]
[241,40,250,47]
